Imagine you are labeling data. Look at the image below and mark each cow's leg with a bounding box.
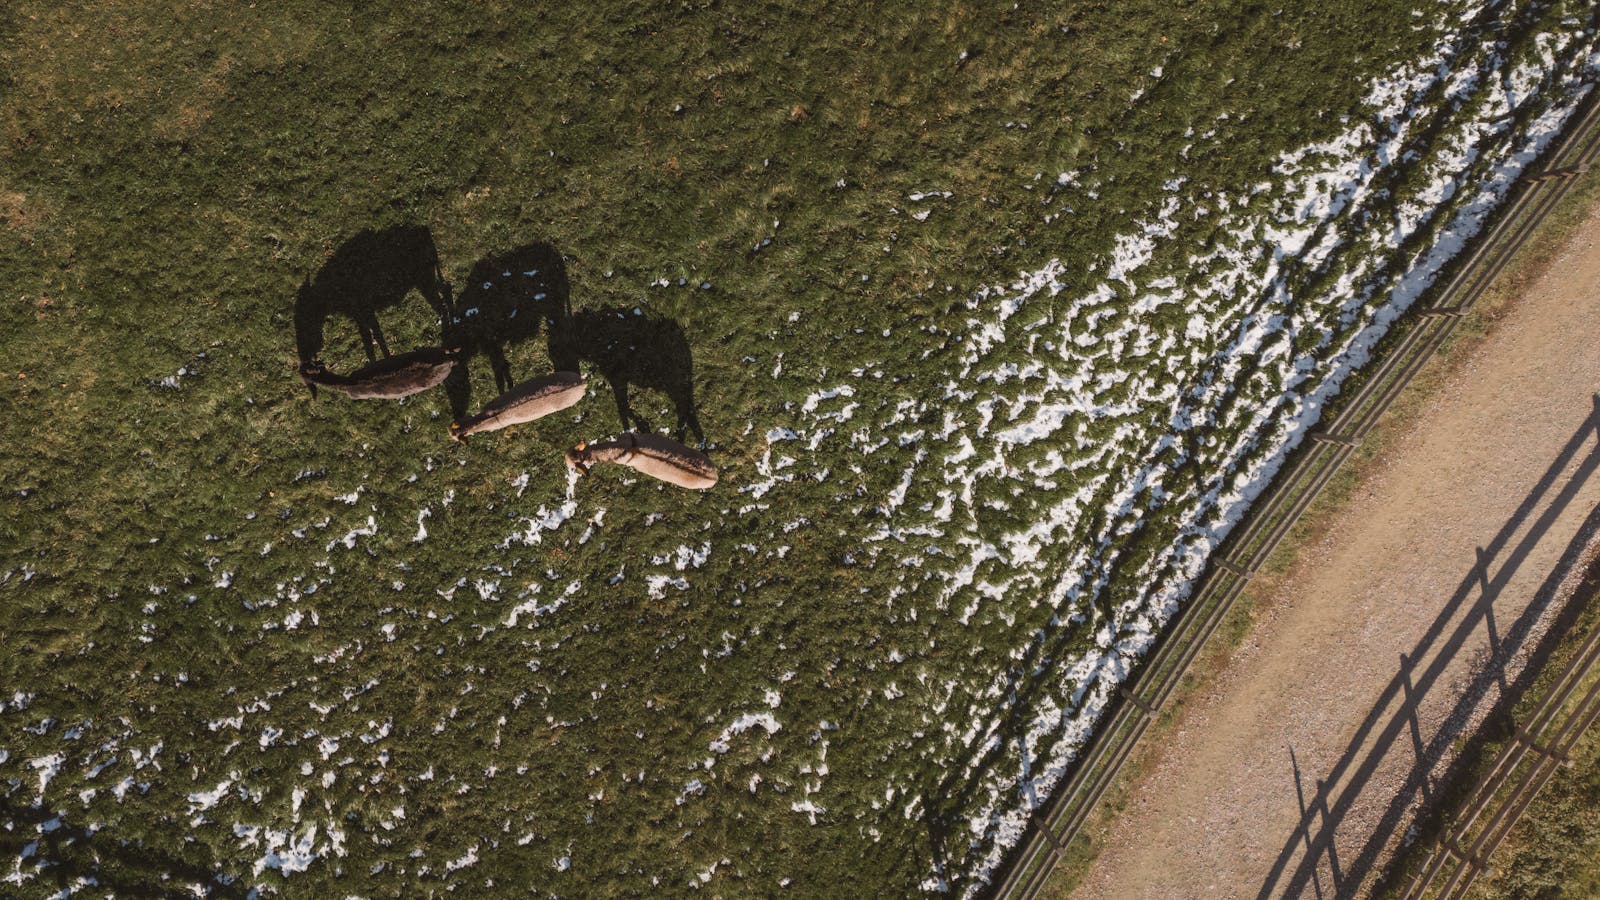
[369,313,390,358]
[612,379,649,433]
[356,319,378,361]
[488,343,512,394]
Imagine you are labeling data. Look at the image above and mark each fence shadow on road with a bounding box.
[1258,396,1600,900]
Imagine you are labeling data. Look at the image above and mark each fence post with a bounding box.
[1214,557,1251,578]
[1511,726,1571,766]
[1309,431,1360,448]
[1118,683,1155,719]
[1442,834,1485,870]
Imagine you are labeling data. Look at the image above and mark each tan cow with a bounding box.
[299,347,458,400]
[565,432,718,490]
[449,371,587,443]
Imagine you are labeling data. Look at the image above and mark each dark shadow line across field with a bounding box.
[917,504,1138,881]
[930,297,1349,880]
[1257,397,1600,899]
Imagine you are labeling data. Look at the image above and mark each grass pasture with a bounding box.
[2,1,1597,895]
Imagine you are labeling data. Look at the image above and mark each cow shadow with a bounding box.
[293,225,450,368]
[548,305,704,443]
[442,243,570,419]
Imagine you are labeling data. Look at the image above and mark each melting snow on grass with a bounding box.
[737,20,1599,894]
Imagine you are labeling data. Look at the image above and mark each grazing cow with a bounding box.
[449,371,587,443]
[293,225,451,366]
[547,306,704,442]
[299,347,458,400]
[564,432,718,490]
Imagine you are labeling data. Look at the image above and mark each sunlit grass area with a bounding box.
[3,0,1595,895]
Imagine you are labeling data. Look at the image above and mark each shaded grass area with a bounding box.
[0,0,1487,894]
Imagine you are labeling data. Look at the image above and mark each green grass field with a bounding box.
[3,1,1597,895]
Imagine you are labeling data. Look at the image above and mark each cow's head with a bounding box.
[564,441,594,476]
[298,360,326,398]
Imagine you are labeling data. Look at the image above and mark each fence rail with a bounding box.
[990,86,1600,900]
[1399,572,1600,899]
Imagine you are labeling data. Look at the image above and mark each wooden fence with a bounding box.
[990,87,1600,900]
[1399,570,1600,899]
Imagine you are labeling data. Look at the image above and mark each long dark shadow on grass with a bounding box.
[1257,398,1600,899]
[292,224,450,370]
[441,243,569,421]
[921,502,1144,882]
[933,322,1321,880]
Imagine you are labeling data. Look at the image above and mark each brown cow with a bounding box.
[299,347,458,400]
[565,432,718,490]
[449,371,587,443]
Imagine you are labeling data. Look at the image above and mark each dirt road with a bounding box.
[1075,203,1600,898]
